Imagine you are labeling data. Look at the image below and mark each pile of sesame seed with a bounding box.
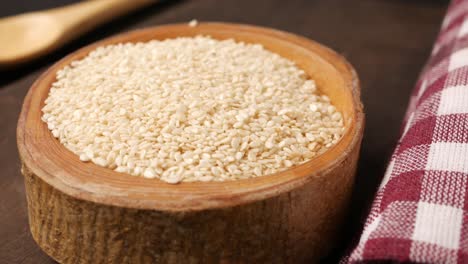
[42,36,344,184]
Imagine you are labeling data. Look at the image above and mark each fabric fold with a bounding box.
[346,0,468,263]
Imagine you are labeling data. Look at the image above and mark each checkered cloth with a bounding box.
[345,0,468,263]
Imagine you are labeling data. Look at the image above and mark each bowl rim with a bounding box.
[17,22,364,211]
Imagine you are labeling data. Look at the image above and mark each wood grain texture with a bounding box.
[22,142,358,263]
[17,23,363,262]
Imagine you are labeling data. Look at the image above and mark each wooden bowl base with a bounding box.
[23,147,358,263]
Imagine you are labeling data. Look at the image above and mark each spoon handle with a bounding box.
[50,0,155,42]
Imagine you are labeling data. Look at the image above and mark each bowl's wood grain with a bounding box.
[17,23,364,263]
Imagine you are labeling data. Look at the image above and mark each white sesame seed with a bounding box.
[253,166,262,176]
[42,36,344,184]
[134,166,142,175]
[143,168,156,179]
[231,137,241,149]
[93,157,108,167]
[265,140,275,149]
[199,175,214,182]
[188,19,198,27]
[165,173,182,184]
[79,153,90,162]
[115,166,128,173]
[52,129,59,138]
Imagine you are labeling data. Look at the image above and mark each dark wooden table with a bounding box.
[0,0,448,263]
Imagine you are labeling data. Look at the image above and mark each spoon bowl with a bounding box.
[0,0,154,68]
[0,14,61,66]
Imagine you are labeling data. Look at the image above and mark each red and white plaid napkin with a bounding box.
[345,0,468,263]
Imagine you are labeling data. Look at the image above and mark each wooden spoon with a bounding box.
[0,0,155,67]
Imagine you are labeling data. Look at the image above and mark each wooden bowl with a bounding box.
[17,23,364,263]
